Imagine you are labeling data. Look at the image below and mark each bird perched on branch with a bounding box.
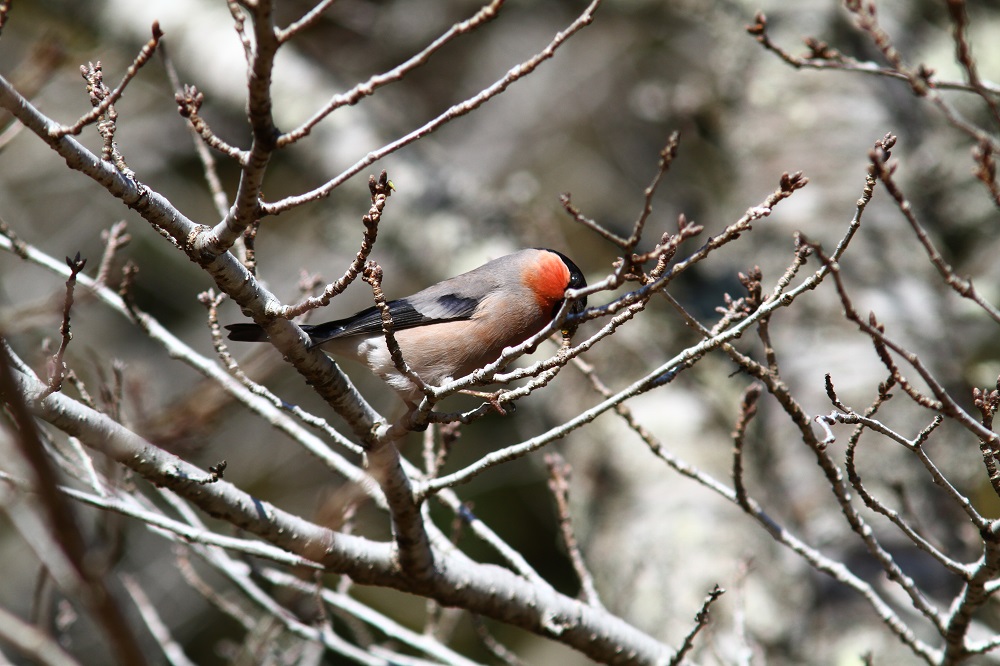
[225,248,587,407]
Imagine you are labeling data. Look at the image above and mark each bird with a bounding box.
[225,248,587,407]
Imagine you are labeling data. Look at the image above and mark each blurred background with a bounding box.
[2,0,1000,663]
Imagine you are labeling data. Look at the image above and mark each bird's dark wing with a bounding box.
[301,293,479,346]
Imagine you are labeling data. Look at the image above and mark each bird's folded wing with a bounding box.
[302,293,479,346]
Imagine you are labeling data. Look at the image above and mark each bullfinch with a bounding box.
[225,248,587,406]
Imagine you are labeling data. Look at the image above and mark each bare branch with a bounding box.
[731,383,762,513]
[276,0,339,42]
[804,238,1000,484]
[173,84,249,164]
[749,8,1000,153]
[120,574,197,666]
[0,343,148,666]
[0,604,82,666]
[944,0,1000,129]
[4,343,676,664]
[277,0,506,140]
[54,22,163,139]
[41,253,86,397]
[669,585,725,666]
[869,148,1000,325]
[261,0,603,215]
[161,43,232,219]
[278,171,390,319]
[544,453,603,609]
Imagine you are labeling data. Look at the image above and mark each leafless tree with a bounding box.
[1,1,999,664]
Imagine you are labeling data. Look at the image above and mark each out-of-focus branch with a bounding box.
[277,0,505,139]
[0,603,82,666]
[120,574,196,666]
[0,470,323,570]
[868,149,1000,325]
[161,46,231,220]
[945,0,1000,129]
[3,344,675,663]
[94,221,130,287]
[261,0,603,215]
[0,344,148,666]
[544,453,603,609]
[0,230,373,479]
[259,566,481,666]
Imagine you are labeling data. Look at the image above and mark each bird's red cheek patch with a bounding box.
[523,253,571,312]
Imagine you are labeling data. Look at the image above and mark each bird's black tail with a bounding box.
[224,323,269,342]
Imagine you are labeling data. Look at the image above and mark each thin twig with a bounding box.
[42,253,87,398]
[544,453,604,609]
[0,213,29,258]
[278,171,390,319]
[160,44,231,219]
[227,0,253,62]
[95,221,130,287]
[262,0,603,215]
[361,260,434,405]
[571,347,940,662]
[805,238,1000,494]
[175,546,255,630]
[277,0,505,136]
[173,84,249,164]
[560,131,680,252]
[731,384,762,513]
[839,413,968,576]
[54,22,163,138]
[944,0,1000,129]
[669,585,725,666]
[120,574,197,666]
[276,0,339,42]
[470,615,526,666]
[869,148,1000,325]
[749,9,1000,154]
